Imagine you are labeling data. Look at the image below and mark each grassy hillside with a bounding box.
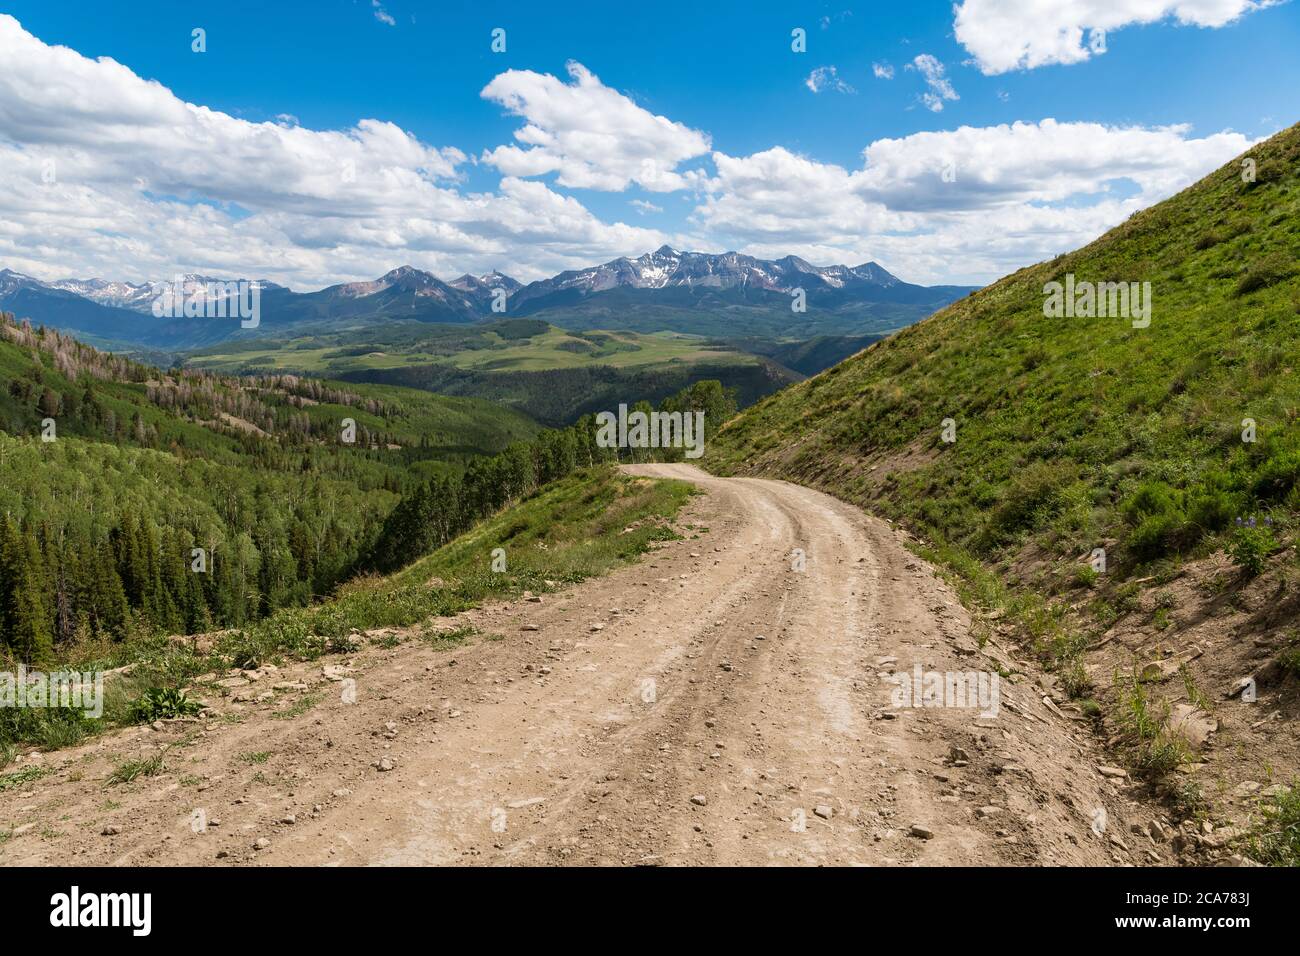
[185,320,741,374]
[709,124,1300,717]
[183,319,798,427]
[0,316,539,469]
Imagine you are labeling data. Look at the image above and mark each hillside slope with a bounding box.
[708,123,1300,856]
[712,121,1299,577]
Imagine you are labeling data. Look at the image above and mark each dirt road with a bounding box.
[0,465,1165,866]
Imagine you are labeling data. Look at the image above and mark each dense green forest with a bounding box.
[0,311,735,665]
[0,313,531,663]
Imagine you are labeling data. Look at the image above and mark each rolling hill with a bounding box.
[183,319,802,427]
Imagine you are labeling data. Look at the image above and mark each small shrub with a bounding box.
[1072,564,1100,589]
[1228,524,1275,577]
[1253,447,1300,502]
[987,462,1076,539]
[1128,510,1188,562]
[1277,635,1300,678]
[1117,677,1190,778]
[1187,487,1237,533]
[1059,658,1092,698]
[224,636,262,671]
[1235,253,1294,296]
[1123,481,1181,522]
[128,687,202,724]
[1170,780,1208,822]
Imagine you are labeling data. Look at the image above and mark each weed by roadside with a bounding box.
[1115,672,1191,778]
[0,765,48,792]
[107,754,165,786]
[1242,782,1300,865]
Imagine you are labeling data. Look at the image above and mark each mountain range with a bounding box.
[0,248,977,350]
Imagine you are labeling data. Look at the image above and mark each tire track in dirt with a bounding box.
[0,465,1165,866]
[283,465,1153,866]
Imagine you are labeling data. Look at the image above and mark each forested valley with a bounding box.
[0,311,734,666]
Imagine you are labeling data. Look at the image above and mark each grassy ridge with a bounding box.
[0,316,540,474]
[708,124,1300,678]
[711,124,1299,574]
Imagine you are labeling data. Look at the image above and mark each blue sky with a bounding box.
[0,1,1295,287]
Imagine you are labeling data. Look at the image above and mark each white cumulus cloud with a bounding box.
[696,120,1252,284]
[954,0,1278,74]
[480,61,711,192]
[0,15,1264,292]
[0,16,667,287]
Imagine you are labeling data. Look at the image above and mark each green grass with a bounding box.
[1243,782,1300,865]
[187,323,747,376]
[0,765,49,792]
[271,694,320,720]
[107,753,165,785]
[417,623,479,649]
[391,466,692,587]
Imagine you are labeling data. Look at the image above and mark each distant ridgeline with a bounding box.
[0,312,735,663]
